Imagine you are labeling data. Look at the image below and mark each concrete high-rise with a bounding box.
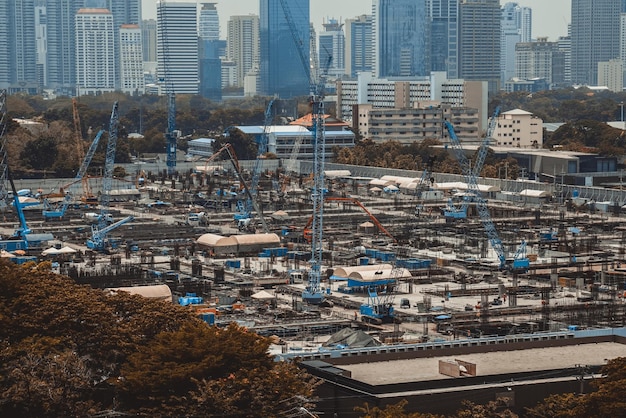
[156,1,198,94]
[199,3,220,41]
[0,0,38,93]
[372,0,430,78]
[142,19,157,62]
[515,37,565,88]
[344,15,372,78]
[260,0,309,98]
[571,0,621,85]
[501,2,532,85]
[46,0,81,94]
[75,8,116,95]
[319,19,345,79]
[459,0,501,93]
[120,24,145,95]
[35,0,47,88]
[199,3,222,101]
[427,0,459,78]
[227,14,260,88]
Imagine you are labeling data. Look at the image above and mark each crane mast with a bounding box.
[242,98,275,229]
[0,90,9,206]
[279,0,326,303]
[444,115,528,270]
[99,102,119,231]
[72,98,85,168]
[158,1,177,175]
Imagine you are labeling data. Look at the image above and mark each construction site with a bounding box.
[3,45,626,413]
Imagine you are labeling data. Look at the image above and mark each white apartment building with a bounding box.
[337,71,489,131]
[227,15,259,88]
[598,59,624,93]
[493,109,543,148]
[120,24,145,95]
[221,60,237,88]
[75,8,116,95]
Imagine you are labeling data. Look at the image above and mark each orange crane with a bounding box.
[303,197,397,243]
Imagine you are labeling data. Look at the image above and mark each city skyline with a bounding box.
[142,0,571,42]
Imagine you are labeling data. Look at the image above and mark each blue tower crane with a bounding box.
[165,93,176,175]
[280,0,327,303]
[87,102,133,251]
[0,90,9,207]
[444,118,528,270]
[236,98,275,233]
[444,107,500,219]
[43,129,105,219]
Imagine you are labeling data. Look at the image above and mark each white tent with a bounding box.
[42,247,60,255]
[251,290,275,300]
[42,246,77,256]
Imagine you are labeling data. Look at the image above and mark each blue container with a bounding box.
[359,257,369,265]
[225,260,241,269]
[200,312,215,325]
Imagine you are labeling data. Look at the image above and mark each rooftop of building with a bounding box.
[339,341,625,385]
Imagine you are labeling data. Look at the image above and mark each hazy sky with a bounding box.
[142,0,571,42]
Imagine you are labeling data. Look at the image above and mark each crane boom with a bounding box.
[43,129,105,219]
[72,98,85,168]
[280,0,329,303]
[244,99,275,220]
[445,120,528,270]
[202,143,269,232]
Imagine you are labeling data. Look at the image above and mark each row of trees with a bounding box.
[6,87,626,178]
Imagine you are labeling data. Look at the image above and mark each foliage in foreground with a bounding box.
[0,260,317,417]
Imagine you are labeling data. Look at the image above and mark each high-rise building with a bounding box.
[427,0,459,78]
[558,29,572,86]
[344,15,372,78]
[84,0,141,90]
[501,3,532,85]
[227,14,259,88]
[199,3,220,41]
[620,14,626,86]
[319,19,345,79]
[75,8,116,95]
[372,0,430,78]
[515,38,565,88]
[142,19,157,62]
[598,59,623,92]
[0,0,38,93]
[46,0,81,94]
[157,1,198,94]
[35,0,47,88]
[571,0,621,85]
[119,24,144,95]
[259,0,309,98]
[459,0,501,93]
[199,39,223,101]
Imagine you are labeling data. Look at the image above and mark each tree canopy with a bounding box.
[0,260,317,417]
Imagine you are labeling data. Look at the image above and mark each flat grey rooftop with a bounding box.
[340,342,625,385]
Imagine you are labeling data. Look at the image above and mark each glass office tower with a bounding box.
[260,0,310,98]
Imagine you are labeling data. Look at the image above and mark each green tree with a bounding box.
[19,135,58,171]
